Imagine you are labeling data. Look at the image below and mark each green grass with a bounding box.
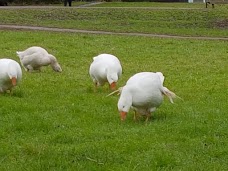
[0,4,227,37]
[0,29,227,170]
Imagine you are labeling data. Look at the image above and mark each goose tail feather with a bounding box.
[16,51,23,59]
[106,87,123,97]
[162,87,182,103]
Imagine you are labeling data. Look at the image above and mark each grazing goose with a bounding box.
[116,72,179,121]
[89,54,122,90]
[0,58,22,93]
[16,46,62,72]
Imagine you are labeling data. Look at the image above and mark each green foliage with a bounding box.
[95,1,204,7]
[9,0,62,5]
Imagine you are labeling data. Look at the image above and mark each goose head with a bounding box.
[7,62,21,86]
[49,55,62,72]
[107,69,119,90]
[117,87,132,121]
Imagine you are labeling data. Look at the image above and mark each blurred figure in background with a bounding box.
[0,0,8,6]
[64,0,72,7]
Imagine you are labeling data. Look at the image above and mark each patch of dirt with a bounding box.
[214,19,228,29]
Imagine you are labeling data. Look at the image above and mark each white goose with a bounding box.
[16,46,62,72]
[0,58,22,93]
[89,54,122,90]
[117,72,179,121]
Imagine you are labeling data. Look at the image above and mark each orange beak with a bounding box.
[11,77,17,86]
[110,82,116,90]
[120,111,127,121]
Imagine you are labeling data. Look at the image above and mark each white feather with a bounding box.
[89,54,122,88]
[117,72,178,120]
[0,58,22,93]
[16,46,62,72]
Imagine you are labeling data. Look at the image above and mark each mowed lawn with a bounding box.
[0,30,227,170]
[0,3,227,170]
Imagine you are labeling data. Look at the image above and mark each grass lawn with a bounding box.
[0,2,227,170]
[0,29,227,170]
[0,3,227,37]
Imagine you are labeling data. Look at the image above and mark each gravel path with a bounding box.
[0,24,227,41]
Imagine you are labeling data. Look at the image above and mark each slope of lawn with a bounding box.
[0,3,227,37]
[0,29,227,170]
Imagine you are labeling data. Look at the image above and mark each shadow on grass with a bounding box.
[153,112,168,122]
[1,89,24,98]
[121,111,168,125]
[86,85,114,95]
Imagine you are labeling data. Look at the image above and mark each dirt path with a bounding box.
[0,24,227,41]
